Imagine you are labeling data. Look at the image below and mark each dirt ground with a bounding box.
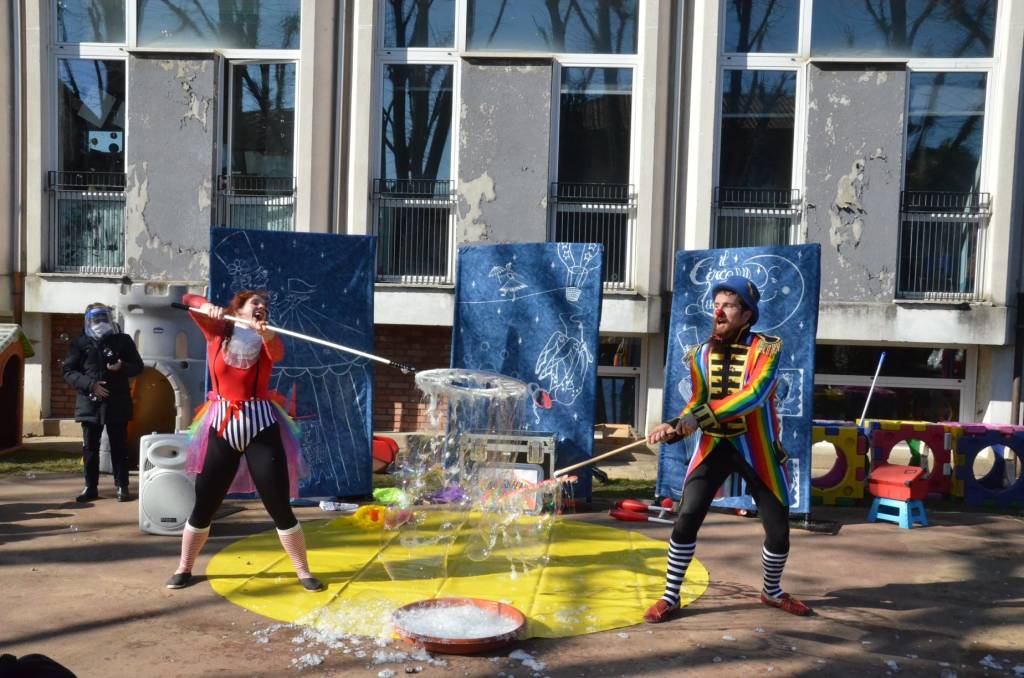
[2,445,1024,678]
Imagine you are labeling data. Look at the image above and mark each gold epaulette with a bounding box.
[755,334,783,357]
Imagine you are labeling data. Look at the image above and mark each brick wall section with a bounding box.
[50,314,83,418]
[374,325,451,432]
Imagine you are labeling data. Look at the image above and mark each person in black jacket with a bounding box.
[62,303,144,503]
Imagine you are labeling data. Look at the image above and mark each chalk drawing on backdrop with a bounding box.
[488,262,529,299]
[686,251,806,332]
[672,251,809,422]
[535,312,593,410]
[212,230,373,491]
[774,368,804,417]
[557,243,601,302]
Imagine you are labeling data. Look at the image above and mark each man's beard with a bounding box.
[710,324,748,345]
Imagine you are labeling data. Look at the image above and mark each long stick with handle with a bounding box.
[857,351,887,427]
[171,301,417,374]
[553,418,679,477]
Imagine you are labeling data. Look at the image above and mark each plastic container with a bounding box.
[392,597,525,654]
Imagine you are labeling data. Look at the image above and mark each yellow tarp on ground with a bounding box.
[207,513,708,638]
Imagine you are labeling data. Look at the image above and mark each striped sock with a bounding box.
[175,522,210,575]
[660,539,696,607]
[277,523,313,580]
[761,546,788,599]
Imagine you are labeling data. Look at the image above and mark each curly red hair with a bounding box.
[224,290,269,336]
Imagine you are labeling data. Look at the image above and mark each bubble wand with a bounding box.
[171,301,417,374]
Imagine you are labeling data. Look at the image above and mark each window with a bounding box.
[55,0,126,44]
[551,67,635,288]
[719,70,796,190]
[714,69,799,247]
[380,65,454,182]
[50,4,128,274]
[596,336,641,427]
[383,0,456,48]
[374,15,457,284]
[372,2,641,285]
[723,0,799,54]
[57,58,126,174]
[466,0,638,54]
[811,0,996,58]
[814,344,971,421]
[136,0,300,49]
[905,72,987,194]
[898,72,989,300]
[218,62,297,231]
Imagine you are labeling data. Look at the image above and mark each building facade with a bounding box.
[4,0,1024,439]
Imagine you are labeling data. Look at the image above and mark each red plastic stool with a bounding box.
[867,463,929,529]
[372,435,399,474]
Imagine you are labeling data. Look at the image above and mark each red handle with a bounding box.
[609,508,650,522]
[660,498,675,510]
[616,499,650,513]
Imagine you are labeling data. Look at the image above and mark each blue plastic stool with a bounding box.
[867,497,928,529]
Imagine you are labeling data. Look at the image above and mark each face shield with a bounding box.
[84,307,118,340]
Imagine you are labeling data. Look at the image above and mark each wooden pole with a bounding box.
[554,437,655,477]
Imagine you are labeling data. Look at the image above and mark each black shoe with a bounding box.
[116,486,131,502]
[75,487,98,503]
[299,577,325,592]
[165,572,192,589]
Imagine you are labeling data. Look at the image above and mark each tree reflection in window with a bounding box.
[380,65,453,181]
[719,69,796,189]
[811,0,996,58]
[383,0,456,48]
[137,0,300,49]
[905,72,986,193]
[58,59,126,173]
[723,0,799,53]
[558,67,632,185]
[56,0,126,44]
[229,63,296,178]
[466,0,638,54]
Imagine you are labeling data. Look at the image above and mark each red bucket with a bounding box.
[392,597,526,655]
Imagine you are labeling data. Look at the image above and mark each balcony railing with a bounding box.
[550,182,636,290]
[713,187,801,248]
[372,179,455,284]
[47,171,126,274]
[897,191,990,301]
[216,175,295,231]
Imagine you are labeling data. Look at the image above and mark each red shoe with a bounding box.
[760,591,813,616]
[643,599,679,623]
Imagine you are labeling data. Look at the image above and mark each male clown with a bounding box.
[643,275,811,623]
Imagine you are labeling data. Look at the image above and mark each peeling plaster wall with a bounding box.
[805,65,905,302]
[125,56,217,282]
[456,59,551,243]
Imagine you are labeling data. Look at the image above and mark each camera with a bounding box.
[87,345,120,403]
[101,345,119,365]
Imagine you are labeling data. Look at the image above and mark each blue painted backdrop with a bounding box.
[656,244,821,514]
[210,228,375,498]
[451,243,604,498]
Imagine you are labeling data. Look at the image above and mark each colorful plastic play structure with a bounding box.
[811,418,1024,527]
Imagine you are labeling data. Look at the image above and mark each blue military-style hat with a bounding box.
[711,275,760,326]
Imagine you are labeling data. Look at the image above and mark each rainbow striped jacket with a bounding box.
[680,332,789,505]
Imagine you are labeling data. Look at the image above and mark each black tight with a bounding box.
[671,440,790,554]
[188,424,298,531]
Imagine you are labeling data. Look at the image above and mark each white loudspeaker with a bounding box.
[138,433,195,536]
